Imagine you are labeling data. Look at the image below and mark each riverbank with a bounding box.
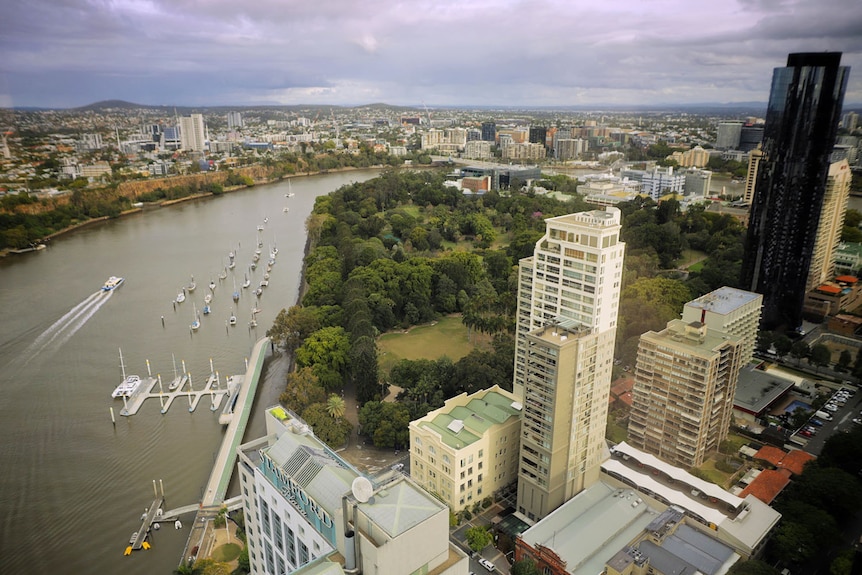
[0,164,377,259]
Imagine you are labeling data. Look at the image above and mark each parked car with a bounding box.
[799,429,813,437]
[824,403,839,412]
[478,558,496,572]
[810,418,824,427]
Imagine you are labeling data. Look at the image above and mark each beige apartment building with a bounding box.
[681,286,762,365]
[628,320,743,468]
[513,208,626,522]
[806,159,852,292]
[409,385,522,512]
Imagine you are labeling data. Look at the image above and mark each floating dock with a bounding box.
[124,481,166,555]
[116,373,230,416]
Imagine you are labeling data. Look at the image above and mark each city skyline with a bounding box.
[2,0,861,110]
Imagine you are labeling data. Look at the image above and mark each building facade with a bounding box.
[513,209,626,522]
[409,386,521,512]
[180,113,207,152]
[741,52,849,331]
[628,320,743,468]
[716,122,742,150]
[806,159,853,292]
[238,407,468,575]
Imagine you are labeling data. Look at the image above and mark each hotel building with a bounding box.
[237,406,468,575]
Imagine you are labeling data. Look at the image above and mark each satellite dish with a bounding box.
[352,477,373,503]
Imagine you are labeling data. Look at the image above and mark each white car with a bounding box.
[824,403,839,412]
[478,558,495,572]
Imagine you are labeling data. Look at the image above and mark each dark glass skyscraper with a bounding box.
[741,52,849,331]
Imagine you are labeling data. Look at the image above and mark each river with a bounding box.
[0,169,380,574]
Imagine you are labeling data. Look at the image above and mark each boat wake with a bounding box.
[21,291,114,365]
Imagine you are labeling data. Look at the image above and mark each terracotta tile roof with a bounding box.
[610,377,634,397]
[817,284,842,294]
[753,445,785,467]
[778,449,816,476]
[740,469,792,504]
[835,275,858,283]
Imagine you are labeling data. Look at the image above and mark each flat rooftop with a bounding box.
[733,367,796,414]
[685,286,761,316]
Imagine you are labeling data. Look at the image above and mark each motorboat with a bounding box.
[176,289,186,304]
[209,279,216,291]
[253,288,263,297]
[187,275,196,292]
[202,304,211,315]
[190,303,201,331]
[257,224,264,231]
[112,375,142,398]
[259,279,269,288]
[229,310,237,326]
[204,293,212,305]
[283,207,289,213]
[102,276,125,291]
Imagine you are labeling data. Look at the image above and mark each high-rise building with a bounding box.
[843,111,859,133]
[481,121,496,142]
[743,146,763,204]
[740,52,849,331]
[227,111,243,130]
[628,320,743,468]
[739,124,764,152]
[180,113,207,152]
[716,122,742,149]
[681,286,762,365]
[807,159,853,292]
[529,126,548,149]
[513,209,626,522]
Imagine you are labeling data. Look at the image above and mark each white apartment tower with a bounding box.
[806,159,852,292]
[180,113,207,152]
[514,208,626,522]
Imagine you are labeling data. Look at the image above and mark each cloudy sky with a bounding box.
[1,0,861,109]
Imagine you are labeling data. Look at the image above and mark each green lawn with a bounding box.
[211,542,241,562]
[377,315,488,374]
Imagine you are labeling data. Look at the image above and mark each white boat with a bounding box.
[190,303,200,331]
[263,217,268,224]
[253,287,262,297]
[232,278,240,302]
[102,276,125,291]
[202,304,211,315]
[249,317,257,328]
[259,279,269,288]
[168,355,187,391]
[257,224,264,231]
[187,275,196,292]
[229,309,237,326]
[209,279,216,291]
[242,273,251,289]
[111,348,142,398]
[176,289,186,304]
[251,305,261,315]
[204,293,212,305]
[218,267,227,280]
[228,259,236,270]
[283,206,289,213]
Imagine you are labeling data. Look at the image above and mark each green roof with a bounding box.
[419,390,520,449]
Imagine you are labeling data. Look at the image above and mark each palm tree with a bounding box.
[326,394,346,419]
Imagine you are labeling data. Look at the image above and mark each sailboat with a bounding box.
[242,271,251,289]
[249,307,258,328]
[232,278,240,302]
[204,293,212,305]
[187,275,196,292]
[176,288,186,304]
[229,309,237,326]
[218,266,228,280]
[209,278,216,291]
[168,354,187,391]
[190,303,200,331]
[285,180,295,198]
